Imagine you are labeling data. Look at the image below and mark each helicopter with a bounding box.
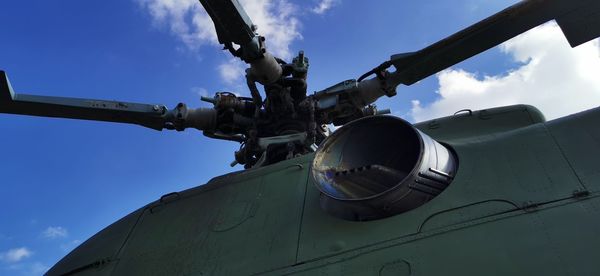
[1,0,600,274]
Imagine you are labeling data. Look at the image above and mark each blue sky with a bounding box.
[1,0,599,274]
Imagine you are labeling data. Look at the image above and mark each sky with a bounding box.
[0,0,599,275]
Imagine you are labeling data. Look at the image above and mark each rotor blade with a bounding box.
[198,0,255,47]
[388,0,600,86]
[0,71,168,130]
[0,71,219,132]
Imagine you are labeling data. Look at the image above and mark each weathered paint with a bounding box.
[47,104,600,275]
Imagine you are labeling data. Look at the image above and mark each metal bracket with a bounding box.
[257,132,308,150]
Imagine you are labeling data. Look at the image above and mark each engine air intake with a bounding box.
[311,115,457,221]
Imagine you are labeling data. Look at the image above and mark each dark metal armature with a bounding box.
[2,0,599,169]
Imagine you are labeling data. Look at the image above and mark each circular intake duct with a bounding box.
[311,115,457,221]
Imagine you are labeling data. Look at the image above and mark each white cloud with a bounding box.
[5,262,49,276]
[218,58,246,84]
[237,0,301,60]
[312,0,340,14]
[42,226,68,239]
[136,0,302,83]
[60,239,82,252]
[1,247,32,263]
[191,86,209,97]
[410,22,600,122]
[29,262,49,275]
[135,0,216,49]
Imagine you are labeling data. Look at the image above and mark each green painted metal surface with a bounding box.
[1,1,597,274]
[47,104,600,275]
